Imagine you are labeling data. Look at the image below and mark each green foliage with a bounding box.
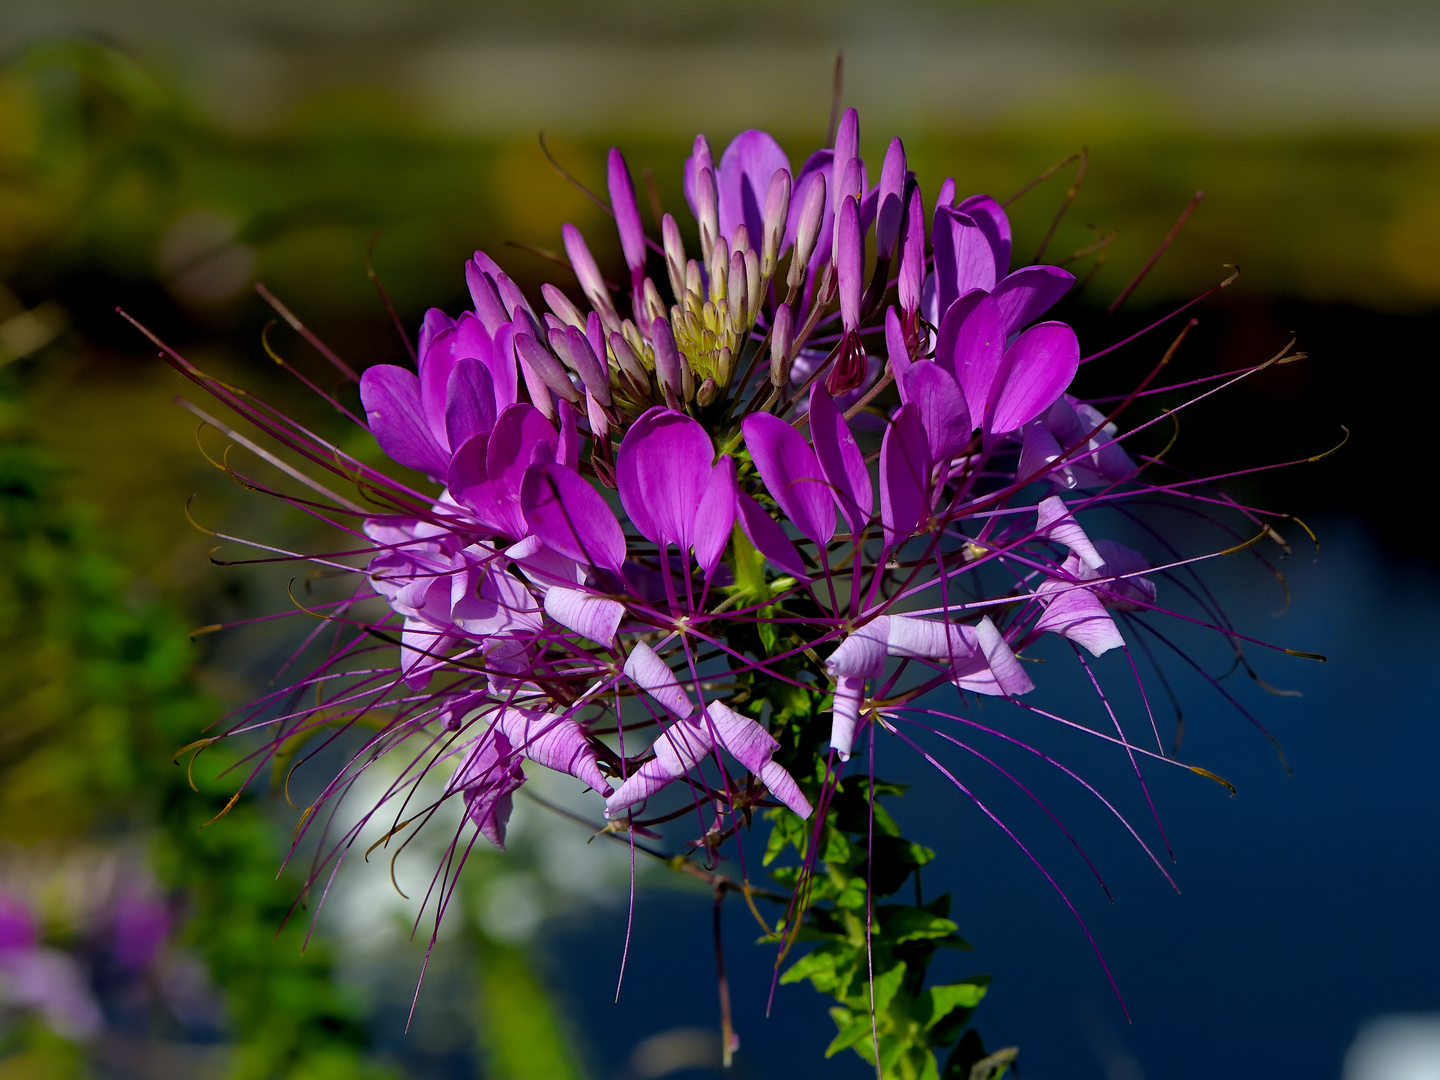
[0,422,392,1078]
[724,572,1014,1080]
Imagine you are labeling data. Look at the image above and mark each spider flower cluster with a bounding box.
[139,106,1311,1072]
[344,111,1156,844]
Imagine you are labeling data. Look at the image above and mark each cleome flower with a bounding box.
[131,100,1324,1077]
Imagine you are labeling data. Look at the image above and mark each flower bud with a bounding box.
[548,325,611,406]
[897,178,925,317]
[466,259,508,334]
[715,345,733,386]
[662,214,686,301]
[875,137,907,261]
[696,376,719,407]
[745,249,762,327]
[730,224,750,259]
[607,148,647,281]
[608,330,648,386]
[788,172,826,292]
[727,249,747,329]
[695,166,719,264]
[769,302,794,388]
[642,278,667,327]
[685,260,703,306]
[833,158,863,258]
[541,283,585,331]
[761,168,791,278]
[836,194,863,331]
[494,271,535,323]
[586,388,611,442]
[650,316,684,408]
[832,109,859,218]
[561,224,619,329]
[708,234,730,305]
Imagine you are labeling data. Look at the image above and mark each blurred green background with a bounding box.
[0,1,1435,1076]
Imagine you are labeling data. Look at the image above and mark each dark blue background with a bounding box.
[544,519,1439,1078]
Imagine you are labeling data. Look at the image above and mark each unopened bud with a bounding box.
[709,234,730,305]
[642,278,667,326]
[836,194,863,331]
[561,224,619,329]
[761,168,791,278]
[730,224,750,259]
[651,316,684,407]
[607,148,646,279]
[696,376,719,407]
[466,259,508,334]
[875,137,907,261]
[662,214,686,301]
[548,325,611,406]
[897,178,925,317]
[745,249,762,325]
[541,283,585,331]
[516,332,582,405]
[770,303,794,388]
[727,250,747,329]
[789,173,826,292]
[696,166,719,264]
[685,260,703,306]
[609,330,648,385]
[833,158,863,257]
[715,345,733,386]
[586,388,611,442]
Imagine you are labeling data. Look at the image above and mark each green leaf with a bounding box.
[878,905,961,943]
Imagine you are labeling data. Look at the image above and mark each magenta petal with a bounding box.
[953,617,1033,697]
[418,308,454,364]
[682,134,713,221]
[498,708,613,796]
[955,194,1012,282]
[466,260,509,334]
[991,265,1075,335]
[885,305,912,381]
[445,357,497,451]
[825,617,890,679]
[544,585,624,648]
[1017,418,1065,487]
[1034,579,1124,657]
[521,462,625,573]
[741,413,836,546]
[808,384,873,537]
[623,641,694,718]
[898,360,971,463]
[945,293,1005,424]
[735,492,809,581]
[1037,495,1105,570]
[704,700,777,774]
[879,404,930,548]
[450,731,525,848]
[359,364,448,478]
[616,408,714,554]
[760,760,812,817]
[694,456,738,580]
[419,325,460,449]
[557,399,580,470]
[1092,541,1157,610]
[932,208,998,315]
[829,675,866,761]
[989,321,1080,435]
[716,129,790,247]
[613,406,667,543]
[932,287,988,381]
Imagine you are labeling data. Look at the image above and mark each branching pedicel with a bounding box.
[129,105,1325,1080]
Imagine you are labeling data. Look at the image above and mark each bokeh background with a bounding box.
[0,1,1437,1078]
